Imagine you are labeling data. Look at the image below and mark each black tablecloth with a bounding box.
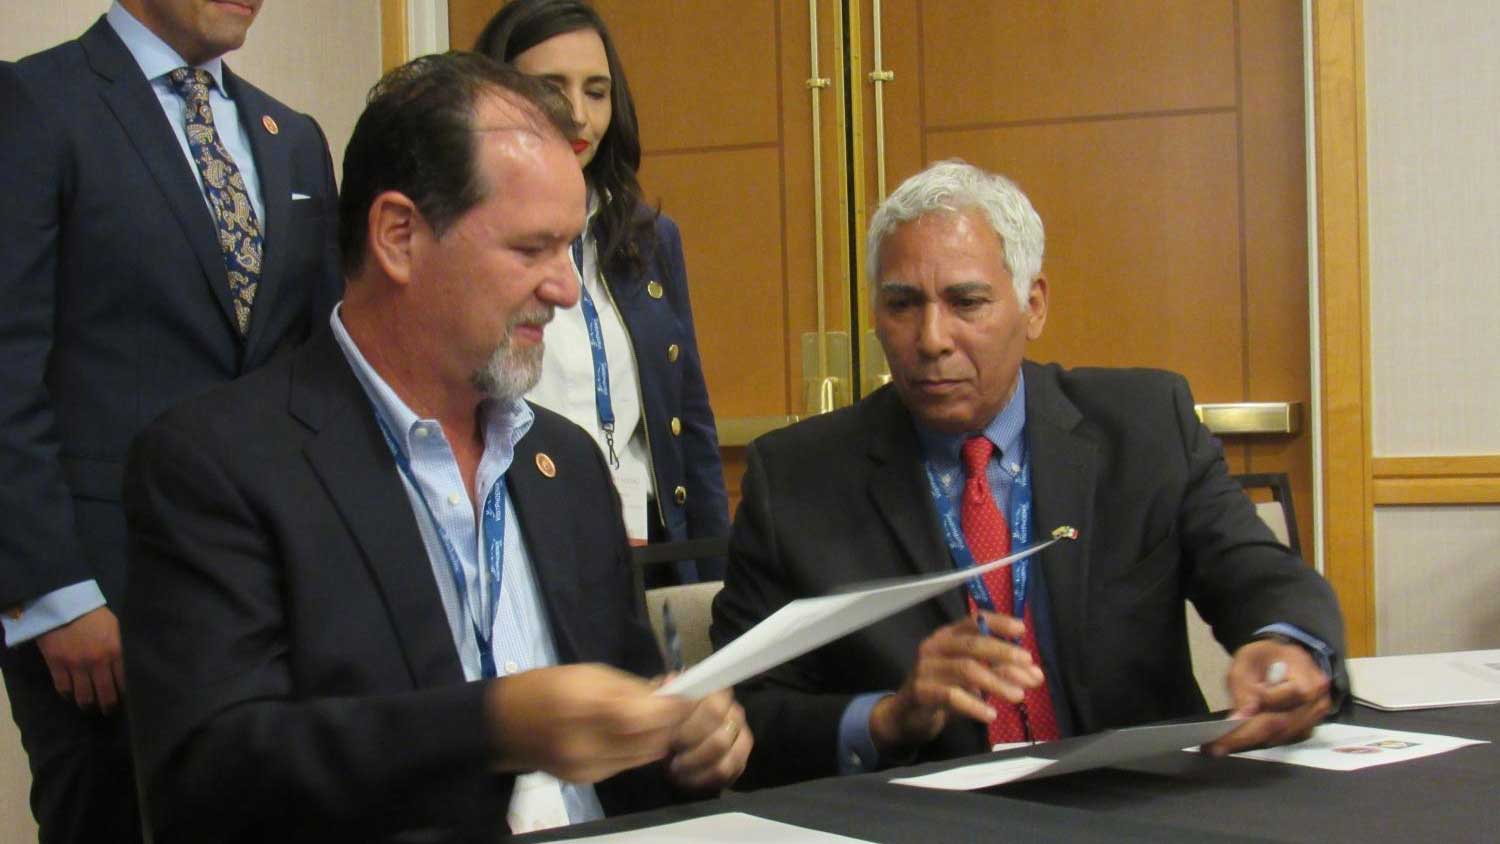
[516,704,1499,843]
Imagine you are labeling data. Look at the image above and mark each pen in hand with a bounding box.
[662,598,685,673]
[1264,660,1288,686]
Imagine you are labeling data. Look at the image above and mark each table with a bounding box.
[516,704,1498,843]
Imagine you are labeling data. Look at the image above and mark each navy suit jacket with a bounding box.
[0,18,341,612]
[610,214,729,580]
[122,326,673,842]
[712,362,1347,788]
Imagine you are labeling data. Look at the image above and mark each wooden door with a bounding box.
[450,1,1315,542]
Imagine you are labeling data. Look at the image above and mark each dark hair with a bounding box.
[475,0,657,278]
[338,51,575,277]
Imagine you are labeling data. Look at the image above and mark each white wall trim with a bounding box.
[407,0,450,57]
[1302,0,1326,576]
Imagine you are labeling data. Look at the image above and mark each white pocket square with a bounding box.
[291,192,312,201]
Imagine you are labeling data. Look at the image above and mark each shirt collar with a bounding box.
[108,1,227,93]
[329,306,535,459]
[916,368,1028,472]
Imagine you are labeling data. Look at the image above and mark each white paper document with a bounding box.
[1348,649,1500,711]
[1221,722,1488,771]
[659,537,1065,699]
[556,812,873,843]
[890,718,1243,790]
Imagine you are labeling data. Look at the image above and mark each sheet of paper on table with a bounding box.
[1216,722,1488,771]
[1348,648,1500,710]
[659,534,1070,699]
[555,812,874,843]
[889,718,1242,791]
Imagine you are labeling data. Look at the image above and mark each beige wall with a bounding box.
[1374,508,1500,654]
[0,3,382,838]
[1365,0,1500,655]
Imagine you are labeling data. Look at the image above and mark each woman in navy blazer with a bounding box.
[477,0,728,584]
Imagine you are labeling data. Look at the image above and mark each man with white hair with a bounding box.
[711,160,1345,789]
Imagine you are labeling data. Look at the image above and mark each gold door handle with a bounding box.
[1195,402,1303,435]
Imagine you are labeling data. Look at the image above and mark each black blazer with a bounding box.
[122,327,672,842]
[712,361,1346,789]
[0,18,341,611]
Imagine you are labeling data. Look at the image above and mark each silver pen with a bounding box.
[662,598,685,673]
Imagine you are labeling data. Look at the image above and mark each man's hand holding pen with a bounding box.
[1204,638,1332,757]
[869,610,1043,756]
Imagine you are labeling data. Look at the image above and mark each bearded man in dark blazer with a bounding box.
[711,160,1345,790]
[119,53,748,843]
[0,2,341,839]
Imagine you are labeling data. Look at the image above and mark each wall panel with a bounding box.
[1374,506,1500,655]
[1365,0,1500,656]
[1366,0,1500,456]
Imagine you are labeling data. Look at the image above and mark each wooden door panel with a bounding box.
[596,0,781,150]
[919,0,1236,128]
[928,113,1245,398]
[639,148,792,417]
[448,1,492,50]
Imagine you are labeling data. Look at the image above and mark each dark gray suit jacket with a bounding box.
[122,328,672,842]
[712,361,1346,788]
[0,18,341,612]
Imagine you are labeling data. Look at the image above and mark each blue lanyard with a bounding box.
[375,416,504,679]
[572,237,620,469]
[924,444,1035,619]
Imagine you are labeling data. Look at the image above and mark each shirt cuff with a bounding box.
[837,692,890,775]
[2,581,107,647]
[1254,622,1335,678]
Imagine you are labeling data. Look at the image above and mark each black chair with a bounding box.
[630,537,731,669]
[1231,472,1300,553]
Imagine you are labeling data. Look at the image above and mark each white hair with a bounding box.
[867,159,1045,307]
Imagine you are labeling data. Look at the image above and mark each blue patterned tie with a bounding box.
[168,67,263,336]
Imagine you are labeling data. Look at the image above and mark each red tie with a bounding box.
[959,436,1060,744]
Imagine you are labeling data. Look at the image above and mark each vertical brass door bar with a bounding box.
[868,0,894,202]
[807,0,832,403]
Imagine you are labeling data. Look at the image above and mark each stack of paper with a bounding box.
[1348,649,1500,711]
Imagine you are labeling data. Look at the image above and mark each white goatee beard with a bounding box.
[471,310,550,401]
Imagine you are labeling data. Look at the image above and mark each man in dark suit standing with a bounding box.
[120,53,749,842]
[0,2,340,839]
[711,160,1345,789]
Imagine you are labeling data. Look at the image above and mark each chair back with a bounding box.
[629,537,731,668]
[1188,472,1301,711]
[645,581,724,669]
